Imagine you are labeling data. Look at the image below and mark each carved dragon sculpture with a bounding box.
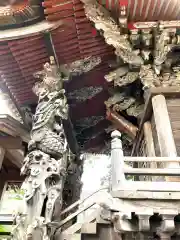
[12,56,101,240]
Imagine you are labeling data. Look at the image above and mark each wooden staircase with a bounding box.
[56,154,180,240]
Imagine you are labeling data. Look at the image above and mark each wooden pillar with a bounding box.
[111,130,125,191]
[152,94,180,181]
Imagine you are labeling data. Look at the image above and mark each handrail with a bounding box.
[52,189,109,228]
[58,201,96,227]
[60,187,108,216]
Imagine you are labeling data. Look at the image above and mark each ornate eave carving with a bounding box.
[67,86,103,103]
[75,115,104,131]
[81,1,143,66]
[62,56,101,76]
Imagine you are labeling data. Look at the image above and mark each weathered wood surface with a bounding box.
[152,95,180,182]
[0,114,30,142]
[0,136,22,149]
[166,98,180,156]
[143,122,155,157]
[132,87,180,156]
[124,168,180,176]
[5,149,24,168]
[112,190,180,199]
[150,115,161,157]
[124,157,180,162]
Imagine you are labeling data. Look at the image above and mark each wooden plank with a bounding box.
[150,87,180,98]
[81,222,97,234]
[111,190,180,200]
[117,181,180,191]
[152,94,180,182]
[132,87,180,156]
[62,209,98,235]
[5,149,24,169]
[166,99,180,107]
[58,202,96,227]
[0,21,63,42]
[131,90,152,156]
[143,122,155,157]
[0,114,30,142]
[124,157,180,162]
[124,168,180,176]
[0,136,22,149]
[60,233,81,240]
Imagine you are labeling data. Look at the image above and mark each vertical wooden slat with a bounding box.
[143,121,158,181]
[152,94,180,182]
[143,122,155,157]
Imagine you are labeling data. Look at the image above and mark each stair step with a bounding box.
[61,233,81,240]
[62,209,98,235]
[81,222,97,234]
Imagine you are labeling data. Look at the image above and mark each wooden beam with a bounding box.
[152,94,180,182]
[124,157,180,162]
[0,20,63,42]
[113,181,180,192]
[107,109,138,139]
[0,114,30,143]
[0,81,28,128]
[132,87,180,156]
[5,149,24,169]
[0,136,22,149]
[150,87,180,99]
[124,168,180,176]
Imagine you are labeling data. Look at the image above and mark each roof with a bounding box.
[0,0,179,152]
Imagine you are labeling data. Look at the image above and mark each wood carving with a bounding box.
[12,57,87,240]
[80,0,180,97]
[81,1,143,66]
[63,56,101,76]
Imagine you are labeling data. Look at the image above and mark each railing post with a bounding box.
[111,130,125,191]
[152,94,180,181]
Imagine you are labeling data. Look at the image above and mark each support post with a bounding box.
[152,94,180,181]
[111,130,125,191]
